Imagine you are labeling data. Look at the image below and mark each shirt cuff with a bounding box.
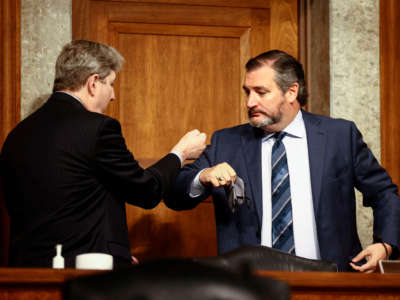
[189,169,207,197]
[170,151,183,165]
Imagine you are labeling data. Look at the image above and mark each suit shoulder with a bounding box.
[302,110,356,130]
[212,123,254,137]
[93,114,122,133]
[47,92,120,127]
[84,111,119,126]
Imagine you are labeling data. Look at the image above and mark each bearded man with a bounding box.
[165,49,400,272]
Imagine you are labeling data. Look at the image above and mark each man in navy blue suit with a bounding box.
[165,50,400,272]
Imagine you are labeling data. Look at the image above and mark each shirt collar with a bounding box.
[263,110,305,141]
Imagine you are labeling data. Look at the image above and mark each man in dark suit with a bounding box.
[0,40,206,267]
[165,50,400,272]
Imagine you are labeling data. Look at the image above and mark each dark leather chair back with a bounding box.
[64,259,290,300]
[194,245,338,272]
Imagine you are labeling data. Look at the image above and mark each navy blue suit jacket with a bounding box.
[166,110,400,271]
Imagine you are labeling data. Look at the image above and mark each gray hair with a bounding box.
[53,40,124,92]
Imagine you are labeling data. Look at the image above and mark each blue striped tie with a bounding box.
[271,132,295,254]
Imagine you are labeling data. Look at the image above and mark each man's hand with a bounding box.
[131,255,139,265]
[350,243,392,273]
[199,162,237,187]
[172,129,206,162]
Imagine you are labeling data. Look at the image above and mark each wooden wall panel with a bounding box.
[72,0,298,260]
[127,202,217,259]
[299,0,330,116]
[0,0,20,155]
[381,0,400,186]
[102,0,271,8]
[108,3,256,26]
[270,0,298,57]
[0,0,20,266]
[114,23,248,148]
[114,23,245,258]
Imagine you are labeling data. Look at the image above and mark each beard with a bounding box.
[248,108,282,129]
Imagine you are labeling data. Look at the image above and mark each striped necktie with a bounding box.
[271,132,295,254]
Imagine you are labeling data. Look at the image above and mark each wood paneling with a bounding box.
[96,0,272,8]
[0,268,101,300]
[299,0,330,116]
[381,0,400,187]
[115,23,247,147]
[0,0,21,145]
[270,0,298,56]
[73,0,299,260]
[112,18,251,258]
[126,203,217,260]
[0,0,20,266]
[258,270,400,300]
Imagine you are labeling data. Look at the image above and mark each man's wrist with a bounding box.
[170,150,183,165]
[381,242,390,259]
[189,169,207,197]
[373,234,398,259]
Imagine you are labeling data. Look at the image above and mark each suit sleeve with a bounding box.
[352,122,400,256]
[93,117,181,208]
[164,132,219,210]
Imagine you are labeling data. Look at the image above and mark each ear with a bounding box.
[285,82,299,104]
[86,74,100,97]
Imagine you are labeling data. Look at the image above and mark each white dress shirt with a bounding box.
[261,111,320,259]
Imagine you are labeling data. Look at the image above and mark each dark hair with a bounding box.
[53,40,124,92]
[245,50,307,106]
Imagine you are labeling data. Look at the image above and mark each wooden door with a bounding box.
[73,0,298,260]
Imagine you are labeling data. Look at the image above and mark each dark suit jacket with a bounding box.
[165,110,400,271]
[0,92,181,267]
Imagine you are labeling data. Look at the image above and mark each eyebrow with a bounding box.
[242,85,268,91]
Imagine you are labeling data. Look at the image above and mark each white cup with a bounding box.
[75,253,113,270]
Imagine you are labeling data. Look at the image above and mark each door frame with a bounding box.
[0,0,21,266]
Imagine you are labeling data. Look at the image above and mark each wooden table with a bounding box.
[1,268,400,299]
[0,268,100,300]
[256,270,400,299]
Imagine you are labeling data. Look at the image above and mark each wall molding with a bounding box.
[380,0,400,186]
[0,0,20,266]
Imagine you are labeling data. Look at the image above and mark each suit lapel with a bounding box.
[241,126,263,225]
[239,112,326,226]
[302,111,326,215]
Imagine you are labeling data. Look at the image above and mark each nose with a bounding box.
[246,91,257,109]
